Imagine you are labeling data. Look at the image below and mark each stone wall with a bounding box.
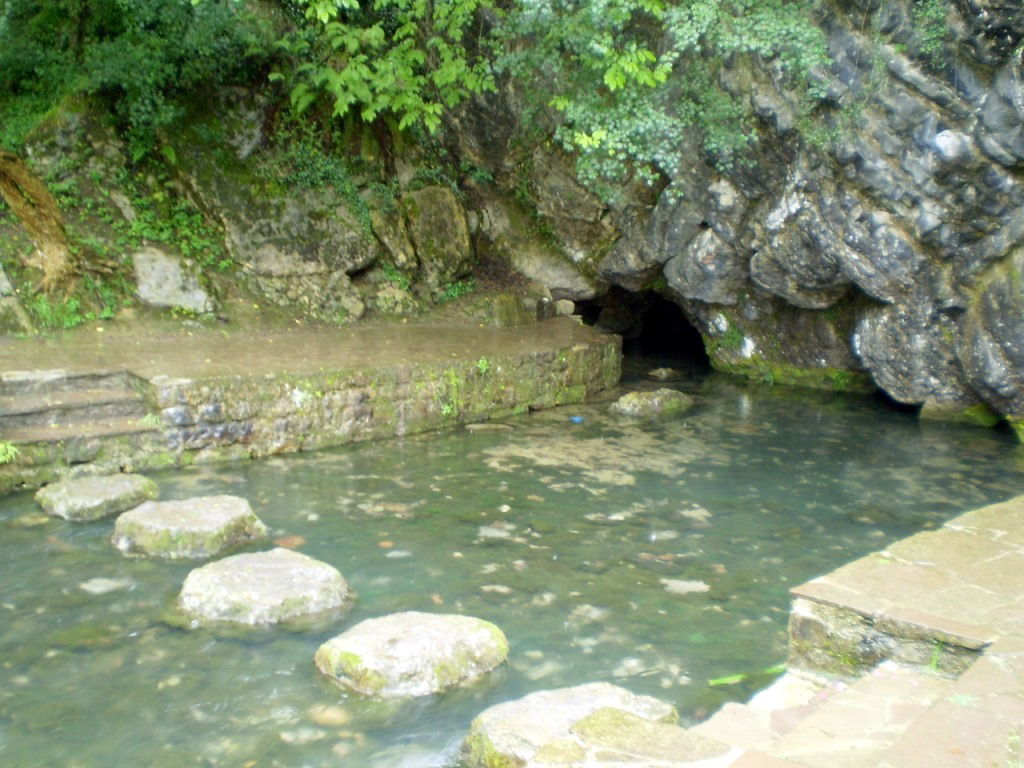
[0,326,620,493]
[149,336,620,466]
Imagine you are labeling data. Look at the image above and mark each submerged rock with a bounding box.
[178,547,350,625]
[314,611,509,698]
[111,495,267,558]
[36,474,158,522]
[609,389,695,419]
[462,682,720,768]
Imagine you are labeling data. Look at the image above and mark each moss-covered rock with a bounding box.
[178,547,350,625]
[609,388,695,419]
[36,473,158,522]
[315,611,508,698]
[111,494,266,558]
[402,185,474,294]
[461,682,679,768]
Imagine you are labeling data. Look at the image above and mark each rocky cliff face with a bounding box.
[465,0,1024,436]
[1,0,1019,437]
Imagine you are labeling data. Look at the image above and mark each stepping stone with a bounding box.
[462,682,696,768]
[35,473,158,522]
[315,611,509,698]
[111,495,267,558]
[609,388,694,419]
[178,548,350,625]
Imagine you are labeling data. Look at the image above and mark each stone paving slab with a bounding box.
[770,493,1024,768]
[790,496,1024,675]
[767,663,951,768]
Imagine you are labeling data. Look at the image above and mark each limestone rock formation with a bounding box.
[315,611,508,698]
[111,494,267,558]
[36,473,158,522]
[178,547,349,625]
[461,682,715,768]
[133,246,213,314]
[455,1,1024,433]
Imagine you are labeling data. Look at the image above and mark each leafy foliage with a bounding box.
[911,0,949,70]
[277,0,496,133]
[497,0,830,187]
[0,0,274,155]
[0,441,19,465]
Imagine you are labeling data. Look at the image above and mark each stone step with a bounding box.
[694,663,954,768]
[0,369,137,398]
[766,662,953,767]
[0,388,149,429]
[5,417,161,446]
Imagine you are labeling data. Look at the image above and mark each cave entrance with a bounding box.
[577,288,710,381]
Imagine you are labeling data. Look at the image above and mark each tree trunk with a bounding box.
[0,150,74,291]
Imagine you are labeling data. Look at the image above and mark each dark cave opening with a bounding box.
[577,288,710,374]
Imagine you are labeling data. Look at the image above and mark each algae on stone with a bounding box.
[315,611,509,698]
[36,473,158,522]
[111,494,267,558]
[461,682,678,768]
[609,389,695,419]
[178,547,350,625]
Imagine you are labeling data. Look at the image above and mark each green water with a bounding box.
[2,364,1023,767]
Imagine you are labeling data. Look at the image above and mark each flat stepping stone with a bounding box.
[111,495,267,558]
[610,388,694,418]
[35,473,158,522]
[178,548,349,625]
[463,682,704,768]
[315,611,509,698]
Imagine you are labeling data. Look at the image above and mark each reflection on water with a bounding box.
[2,361,1022,767]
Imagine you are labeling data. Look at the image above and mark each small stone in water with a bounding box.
[377,540,394,548]
[274,535,306,549]
[430,593,444,605]
[531,592,556,606]
[660,578,710,595]
[479,563,500,574]
[307,704,352,727]
[498,504,512,513]
[10,512,50,528]
[649,529,679,542]
[525,660,564,680]
[279,728,326,745]
[306,513,319,521]
[451,551,464,558]
[385,549,412,559]
[79,577,133,595]
[331,742,351,758]
[158,675,182,689]
[648,367,679,380]
[480,584,513,594]
[478,525,511,539]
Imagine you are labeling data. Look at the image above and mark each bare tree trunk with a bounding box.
[0,150,74,292]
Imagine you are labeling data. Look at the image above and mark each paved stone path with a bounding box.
[1,316,619,492]
[693,493,1024,768]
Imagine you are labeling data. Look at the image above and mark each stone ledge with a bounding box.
[0,318,621,493]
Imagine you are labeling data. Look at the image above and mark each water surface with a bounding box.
[2,363,1022,767]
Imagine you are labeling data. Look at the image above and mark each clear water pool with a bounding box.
[2,362,1022,767]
